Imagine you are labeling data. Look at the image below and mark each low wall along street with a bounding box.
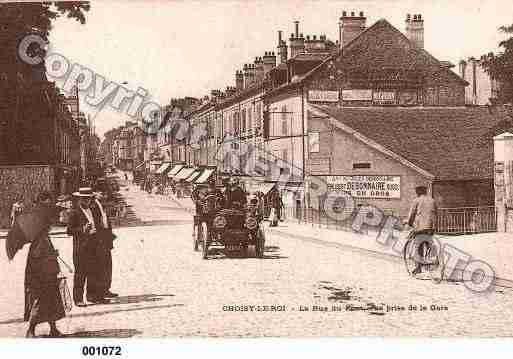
[0,165,55,228]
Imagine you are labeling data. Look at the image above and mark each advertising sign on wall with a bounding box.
[326,175,401,199]
[373,91,396,105]
[308,90,339,102]
[341,89,373,101]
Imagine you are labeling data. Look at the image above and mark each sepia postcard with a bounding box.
[1,0,513,348]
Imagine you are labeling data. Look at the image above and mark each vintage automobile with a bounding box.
[194,193,265,259]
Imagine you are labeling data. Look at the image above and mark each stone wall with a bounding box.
[0,165,55,228]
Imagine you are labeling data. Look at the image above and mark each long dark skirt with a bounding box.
[24,254,65,324]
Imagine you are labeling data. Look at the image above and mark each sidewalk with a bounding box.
[268,220,513,284]
[167,192,513,282]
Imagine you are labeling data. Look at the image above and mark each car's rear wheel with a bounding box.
[201,222,209,259]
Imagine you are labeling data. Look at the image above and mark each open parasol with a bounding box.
[5,206,53,261]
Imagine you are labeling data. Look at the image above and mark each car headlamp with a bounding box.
[245,216,258,230]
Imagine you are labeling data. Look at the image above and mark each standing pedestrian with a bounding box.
[67,187,108,306]
[10,194,25,228]
[92,195,118,299]
[269,189,283,227]
[6,191,66,338]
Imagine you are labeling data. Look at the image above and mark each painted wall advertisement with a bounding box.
[326,175,401,199]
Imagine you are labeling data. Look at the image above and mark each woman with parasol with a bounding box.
[6,191,66,338]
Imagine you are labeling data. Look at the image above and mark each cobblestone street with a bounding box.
[1,181,513,338]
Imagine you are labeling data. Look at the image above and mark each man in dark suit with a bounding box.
[67,187,115,306]
[92,195,118,300]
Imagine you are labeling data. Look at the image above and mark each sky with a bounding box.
[45,0,513,137]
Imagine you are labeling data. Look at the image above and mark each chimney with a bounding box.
[339,10,366,48]
[225,86,237,97]
[210,89,224,101]
[289,21,305,58]
[255,56,264,82]
[305,34,327,53]
[263,51,277,75]
[459,60,467,81]
[405,13,424,48]
[243,63,256,88]
[249,64,257,86]
[235,70,244,91]
[277,30,288,64]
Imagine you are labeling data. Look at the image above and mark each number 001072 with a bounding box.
[82,346,122,356]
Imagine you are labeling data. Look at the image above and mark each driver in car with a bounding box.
[225,178,247,209]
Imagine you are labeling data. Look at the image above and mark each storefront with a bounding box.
[193,168,216,184]
[133,160,148,183]
[171,167,197,197]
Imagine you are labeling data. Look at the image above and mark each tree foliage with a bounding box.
[481,24,513,103]
[0,2,90,86]
[0,2,90,40]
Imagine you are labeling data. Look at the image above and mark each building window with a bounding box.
[241,109,246,133]
[255,103,262,128]
[247,107,252,131]
[309,132,320,153]
[234,112,240,135]
[353,162,371,169]
[281,149,289,174]
[281,105,288,136]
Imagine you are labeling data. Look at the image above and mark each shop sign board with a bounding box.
[373,90,396,105]
[341,89,373,101]
[326,175,401,199]
[308,90,339,102]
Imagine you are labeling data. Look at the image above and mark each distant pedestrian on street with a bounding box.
[10,194,25,228]
[124,173,128,181]
[6,191,66,338]
[269,189,283,227]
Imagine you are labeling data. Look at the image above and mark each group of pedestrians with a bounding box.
[6,185,119,338]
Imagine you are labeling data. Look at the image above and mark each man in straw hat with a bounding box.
[67,187,111,306]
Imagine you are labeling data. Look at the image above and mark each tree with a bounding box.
[481,24,513,103]
[0,2,90,40]
[0,2,90,74]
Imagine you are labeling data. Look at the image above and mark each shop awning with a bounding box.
[167,164,184,177]
[173,167,196,180]
[156,162,172,175]
[248,182,276,195]
[185,169,202,182]
[135,161,147,170]
[194,169,215,184]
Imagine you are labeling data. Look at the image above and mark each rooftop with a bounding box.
[312,105,513,181]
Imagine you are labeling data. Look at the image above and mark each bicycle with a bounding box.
[402,227,445,283]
